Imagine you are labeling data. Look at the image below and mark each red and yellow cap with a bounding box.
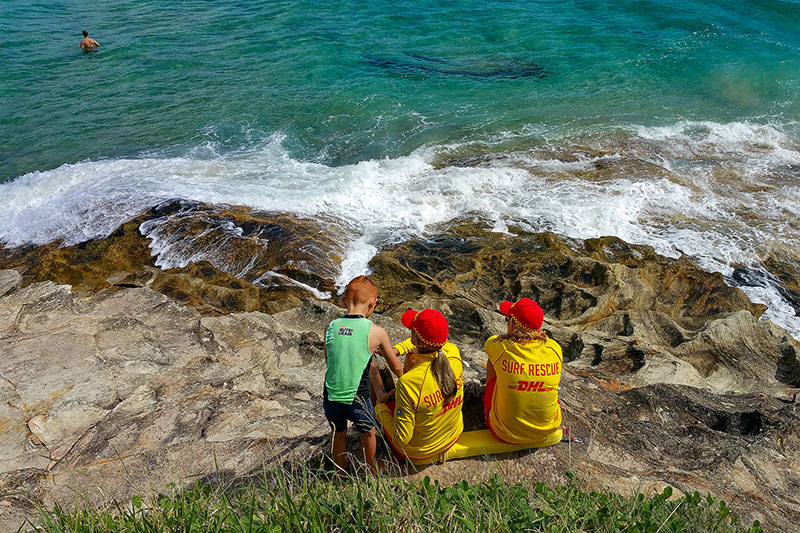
[499,298,544,332]
[401,308,449,348]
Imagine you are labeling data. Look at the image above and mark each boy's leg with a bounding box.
[352,395,378,473]
[331,430,349,471]
[359,429,377,473]
[324,397,350,471]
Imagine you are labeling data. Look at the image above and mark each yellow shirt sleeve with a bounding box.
[394,338,415,356]
[483,335,504,365]
[392,379,417,445]
[547,338,564,362]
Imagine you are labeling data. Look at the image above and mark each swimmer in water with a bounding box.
[79,31,99,51]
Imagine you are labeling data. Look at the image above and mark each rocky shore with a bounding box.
[1,206,799,531]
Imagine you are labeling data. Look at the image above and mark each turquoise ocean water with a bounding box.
[2,0,800,336]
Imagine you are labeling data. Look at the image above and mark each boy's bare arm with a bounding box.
[376,327,404,377]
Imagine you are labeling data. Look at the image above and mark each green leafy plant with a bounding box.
[28,465,762,533]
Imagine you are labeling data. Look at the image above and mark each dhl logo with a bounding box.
[435,395,463,418]
[508,380,555,392]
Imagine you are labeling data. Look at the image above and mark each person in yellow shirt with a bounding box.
[484,298,563,446]
[371,309,464,465]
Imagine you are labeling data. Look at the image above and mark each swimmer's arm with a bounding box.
[394,337,417,372]
[394,338,415,356]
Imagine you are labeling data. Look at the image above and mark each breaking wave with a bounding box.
[1,122,798,337]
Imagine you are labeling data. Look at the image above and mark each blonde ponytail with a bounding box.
[430,350,457,405]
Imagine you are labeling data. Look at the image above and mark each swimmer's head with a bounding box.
[82,31,88,37]
[342,275,378,313]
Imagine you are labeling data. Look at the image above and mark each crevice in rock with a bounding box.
[619,313,634,336]
[562,334,584,363]
[775,337,800,387]
[709,411,763,437]
[658,318,687,347]
[591,345,603,366]
[0,373,23,405]
[625,345,645,372]
[112,283,145,289]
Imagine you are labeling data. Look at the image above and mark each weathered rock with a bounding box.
[1,275,799,530]
[369,220,794,397]
[1,215,799,531]
[762,250,800,317]
[0,200,344,315]
[0,280,343,531]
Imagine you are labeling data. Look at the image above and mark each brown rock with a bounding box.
[0,200,344,315]
[369,219,791,396]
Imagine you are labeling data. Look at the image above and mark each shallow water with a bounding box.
[2,1,799,337]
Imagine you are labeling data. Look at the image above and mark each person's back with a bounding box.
[325,316,373,402]
[79,30,99,50]
[391,338,463,460]
[374,309,464,464]
[484,298,563,446]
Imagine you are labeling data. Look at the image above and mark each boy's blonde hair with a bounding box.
[343,275,378,306]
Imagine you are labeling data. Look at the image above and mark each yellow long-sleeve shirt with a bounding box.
[375,339,464,463]
[484,335,562,444]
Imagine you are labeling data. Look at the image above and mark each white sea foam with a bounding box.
[252,271,332,299]
[1,124,798,337]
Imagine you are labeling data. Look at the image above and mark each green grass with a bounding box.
[29,466,761,533]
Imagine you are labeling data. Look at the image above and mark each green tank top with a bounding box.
[324,316,373,403]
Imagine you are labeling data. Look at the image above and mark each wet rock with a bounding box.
[369,219,791,396]
[0,200,344,315]
[762,251,800,316]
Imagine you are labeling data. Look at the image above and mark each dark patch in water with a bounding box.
[405,53,449,65]
[362,53,547,80]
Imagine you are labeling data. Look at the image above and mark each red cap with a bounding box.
[499,298,544,331]
[401,308,449,348]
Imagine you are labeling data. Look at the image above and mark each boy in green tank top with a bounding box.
[324,276,403,474]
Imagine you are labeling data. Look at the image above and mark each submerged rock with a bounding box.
[363,53,548,80]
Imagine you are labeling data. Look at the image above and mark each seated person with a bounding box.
[371,308,464,465]
[484,298,563,446]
